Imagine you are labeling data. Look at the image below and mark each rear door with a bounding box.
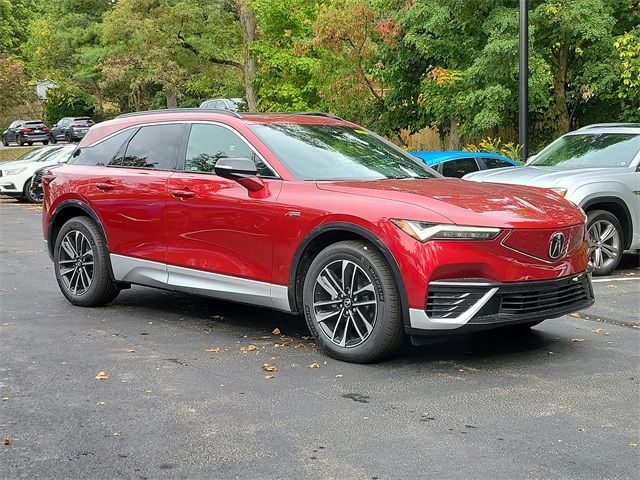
[88,123,186,264]
[165,122,283,304]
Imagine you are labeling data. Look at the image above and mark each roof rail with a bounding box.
[115,108,241,119]
[298,111,344,120]
[240,111,344,120]
[577,123,640,130]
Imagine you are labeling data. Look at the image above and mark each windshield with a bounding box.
[530,133,640,168]
[249,123,437,181]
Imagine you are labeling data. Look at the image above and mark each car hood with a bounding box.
[316,178,585,228]
[464,165,621,187]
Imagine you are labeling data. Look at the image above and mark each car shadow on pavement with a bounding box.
[108,286,566,364]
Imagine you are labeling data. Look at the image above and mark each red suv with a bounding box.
[42,109,594,362]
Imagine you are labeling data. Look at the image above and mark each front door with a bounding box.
[165,122,283,307]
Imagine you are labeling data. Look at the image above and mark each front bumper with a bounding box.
[408,271,594,335]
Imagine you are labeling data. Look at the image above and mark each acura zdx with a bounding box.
[42,109,594,362]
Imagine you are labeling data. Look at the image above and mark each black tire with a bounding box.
[65,132,72,143]
[53,216,119,307]
[27,141,33,146]
[587,210,623,276]
[42,140,49,145]
[49,134,57,144]
[1,135,7,146]
[22,177,42,203]
[303,240,404,363]
[17,136,24,146]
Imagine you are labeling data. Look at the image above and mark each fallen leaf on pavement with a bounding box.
[1,397,8,401]
[309,363,320,368]
[294,343,306,349]
[593,328,604,334]
[97,401,105,406]
[206,347,220,352]
[274,342,291,348]
[2,437,10,446]
[127,349,135,353]
[629,442,637,447]
[95,371,109,380]
[569,313,580,318]
[335,374,343,378]
[571,338,586,343]
[272,328,281,335]
[240,344,258,353]
[262,363,278,372]
[144,390,152,394]
[264,375,274,380]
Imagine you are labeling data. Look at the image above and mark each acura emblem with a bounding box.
[549,232,566,259]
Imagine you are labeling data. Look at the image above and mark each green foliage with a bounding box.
[42,86,97,124]
[614,26,640,121]
[0,0,36,56]
[463,137,523,163]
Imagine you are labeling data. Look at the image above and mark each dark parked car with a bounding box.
[199,98,247,111]
[2,120,50,146]
[410,151,520,178]
[42,108,593,363]
[49,117,95,143]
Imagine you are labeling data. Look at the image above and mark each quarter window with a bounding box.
[69,130,134,166]
[184,123,276,177]
[111,124,183,170]
[441,158,479,178]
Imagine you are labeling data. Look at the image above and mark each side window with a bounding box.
[441,158,479,178]
[112,124,183,170]
[184,123,276,177]
[69,130,134,166]
[483,157,514,169]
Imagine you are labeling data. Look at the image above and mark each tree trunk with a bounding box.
[237,0,258,112]
[552,43,570,135]
[449,119,461,150]
[165,90,178,108]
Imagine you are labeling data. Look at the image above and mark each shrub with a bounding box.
[463,137,523,163]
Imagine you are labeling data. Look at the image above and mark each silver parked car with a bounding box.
[464,124,640,276]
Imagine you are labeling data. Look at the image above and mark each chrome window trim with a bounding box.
[80,120,281,179]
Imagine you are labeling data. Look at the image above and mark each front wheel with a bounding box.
[587,210,623,276]
[42,140,49,145]
[23,177,42,203]
[49,134,57,144]
[1,135,8,146]
[53,216,120,307]
[303,240,404,363]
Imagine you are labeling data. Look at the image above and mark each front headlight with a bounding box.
[549,187,568,198]
[3,167,27,176]
[391,219,501,242]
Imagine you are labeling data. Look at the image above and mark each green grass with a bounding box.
[0,147,37,161]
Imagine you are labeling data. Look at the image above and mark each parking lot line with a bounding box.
[591,277,639,283]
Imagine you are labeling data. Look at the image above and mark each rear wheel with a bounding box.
[42,140,49,145]
[587,210,623,276]
[54,216,120,307]
[27,141,33,146]
[302,240,404,363]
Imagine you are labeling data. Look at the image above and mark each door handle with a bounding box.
[170,189,195,199]
[96,182,115,191]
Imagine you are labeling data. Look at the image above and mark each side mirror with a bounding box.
[214,157,264,192]
[214,157,257,178]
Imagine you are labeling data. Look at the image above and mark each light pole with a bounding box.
[519,0,528,162]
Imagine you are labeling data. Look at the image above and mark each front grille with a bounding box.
[499,274,591,315]
[426,290,487,319]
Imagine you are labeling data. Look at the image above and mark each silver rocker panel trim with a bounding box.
[409,287,499,330]
[110,254,291,312]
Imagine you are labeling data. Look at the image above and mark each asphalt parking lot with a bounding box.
[1,199,639,479]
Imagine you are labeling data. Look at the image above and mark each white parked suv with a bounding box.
[0,145,75,203]
[465,124,640,276]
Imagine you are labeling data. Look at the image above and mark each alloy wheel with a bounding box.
[58,230,94,295]
[312,259,377,348]
[588,219,620,271]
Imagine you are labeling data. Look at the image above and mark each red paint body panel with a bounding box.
[44,111,591,317]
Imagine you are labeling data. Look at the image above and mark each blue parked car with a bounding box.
[410,151,520,178]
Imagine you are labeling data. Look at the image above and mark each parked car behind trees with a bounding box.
[2,120,50,146]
